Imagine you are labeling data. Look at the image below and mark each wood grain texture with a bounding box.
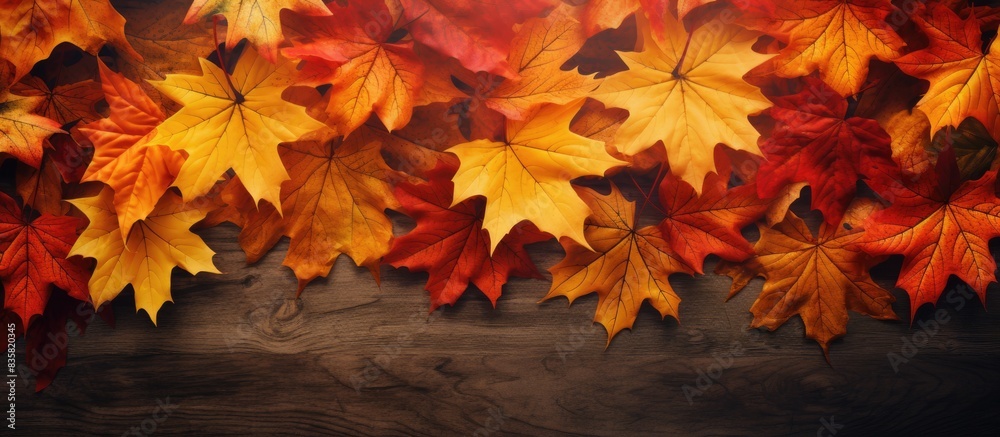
[16,219,1000,436]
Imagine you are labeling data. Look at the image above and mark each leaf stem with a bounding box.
[631,164,668,220]
[672,32,694,79]
[213,16,244,104]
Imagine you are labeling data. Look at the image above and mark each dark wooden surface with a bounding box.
[16,218,1000,436]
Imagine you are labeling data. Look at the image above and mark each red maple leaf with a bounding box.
[383,163,548,310]
[757,76,894,224]
[860,153,1000,318]
[0,192,90,326]
[657,150,770,273]
[398,0,556,77]
[24,290,112,392]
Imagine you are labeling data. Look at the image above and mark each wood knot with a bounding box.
[251,298,305,340]
[241,274,260,288]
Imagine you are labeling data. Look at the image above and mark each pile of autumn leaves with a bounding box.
[2,0,1000,386]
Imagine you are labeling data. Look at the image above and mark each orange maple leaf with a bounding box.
[543,184,695,342]
[742,0,905,96]
[79,61,185,238]
[225,129,402,291]
[894,3,1000,140]
[282,0,423,135]
[0,90,63,168]
[10,77,103,126]
[718,199,897,356]
[481,4,601,120]
[0,0,139,84]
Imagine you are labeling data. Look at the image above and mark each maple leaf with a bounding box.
[936,118,998,181]
[147,47,325,210]
[756,77,894,225]
[10,77,103,125]
[860,156,1000,318]
[543,184,695,341]
[894,3,1000,140]
[481,4,601,120]
[0,0,139,84]
[579,0,730,37]
[742,0,905,96]
[114,0,216,109]
[658,150,769,273]
[183,0,331,63]
[69,187,219,325]
[25,290,111,392]
[398,0,557,77]
[593,10,772,192]
[449,99,625,253]
[882,109,935,177]
[45,132,92,183]
[883,109,997,180]
[282,0,423,135]
[228,128,401,291]
[371,103,463,179]
[384,163,547,310]
[566,13,636,80]
[15,157,65,216]
[568,99,629,148]
[79,61,185,238]
[580,0,639,36]
[718,199,897,356]
[0,192,90,326]
[409,44,486,107]
[0,90,63,167]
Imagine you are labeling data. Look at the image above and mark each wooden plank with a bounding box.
[15,223,1000,436]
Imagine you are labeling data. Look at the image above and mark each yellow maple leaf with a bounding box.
[148,47,326,212]
[593,11,772,192]
[543,184,694,342]
[449,99,625,253]
[183,0,331,63]
[69,187,220,325]
[0,90,63,168]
